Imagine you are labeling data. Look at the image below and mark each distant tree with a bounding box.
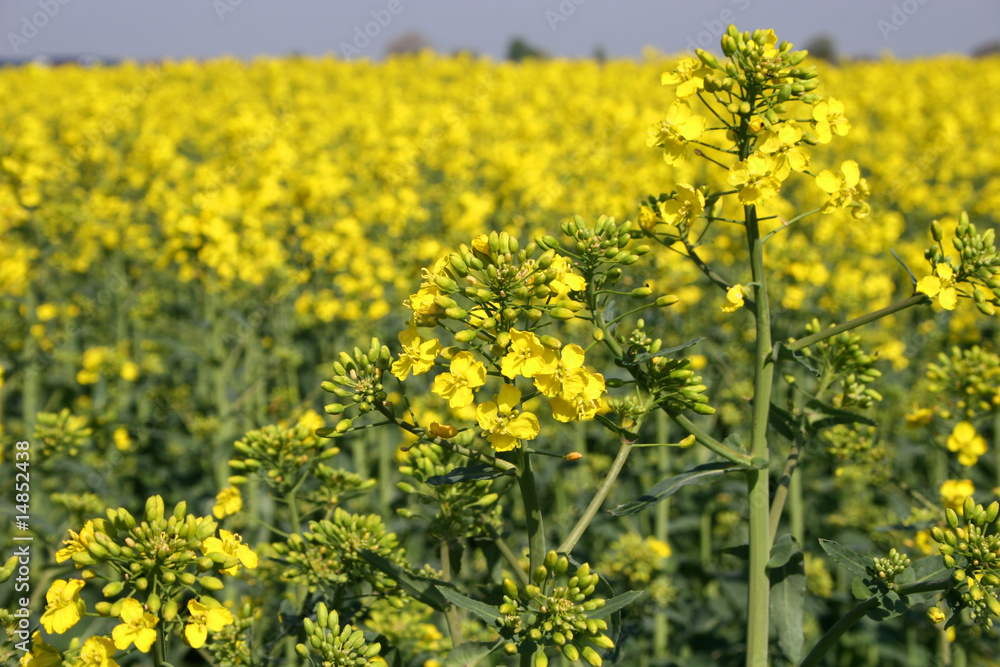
[592,43,607,63]
[972,40,1000,57]
[507,37,548,62]
[385,31,433,56]
[804,34,837,64]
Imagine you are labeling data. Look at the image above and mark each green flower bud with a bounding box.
[562,644,580,662]
[199,576,224,591]
[102,581,125,597]
[581,646,603,666]
[95,601,113,616]
[946,508,959,529]
[964,496,977,521]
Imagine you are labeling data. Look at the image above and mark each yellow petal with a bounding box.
[939,287,958,310]
[497,384,522,414]
[815,170,841,194]
[842,160,860,186]
[916,275,941,298]
[507,412,540,440]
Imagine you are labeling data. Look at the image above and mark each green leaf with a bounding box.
[436,586,501,627]
[427,464,507,485]
[897,555,950,604]
[720,544,750,561]
[442,640,504,667]
[770,341,820,377]
[767,534,801,569]
[360,550,450,612]
[610,462,737,516]
[767,403,799,440]
[819,539,872,579]
[586,590,644,618]
[852,576,874,601]
[769,551,805,663]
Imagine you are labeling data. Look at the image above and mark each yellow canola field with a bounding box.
[1,53,998,338]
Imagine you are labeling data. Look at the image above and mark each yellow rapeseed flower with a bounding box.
[184,598,234,649]
[661,57,712,98]
[728,153,780,205]
[20,631,62,667]
[75,636,120,667]
[55,521,97,563]
[213,486,243,519]
[940,479,975,513]
[812,97,851,144]
[500,330,553,379]
[476,384,540,452]
[722,285,746,313]
[112,598,158,653]
[550,371,606,423]
[757,122,810,181]
[391,327,442,380]
[40,579,86,634]
[432,351,486,408]
[534,344,587,399]
[658,184,705,229]
[815,160,870,218]
[947,421,987,467]
[647,100,706,166]
[916,264,958,310]
[201,529,258,576]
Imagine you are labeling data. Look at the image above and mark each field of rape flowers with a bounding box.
[3,27,1000,667]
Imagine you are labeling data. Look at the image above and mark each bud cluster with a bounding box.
[931,497,1000,628]
[497,551,614,666]
[799,319,883,409]
[542,215,649,280]
[321,337,393,423]
[296,602,382,667]
[229,422,339,494]
[925,212,1000,316]
[396,442,503,542]
[642,355,714,416]
[924,345,1000,421]
[34,408,92,459]
[273,508,407,593]
[871,548,911,586]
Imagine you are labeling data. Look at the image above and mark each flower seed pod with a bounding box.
[946,508,959,530]
[964,496,977,521]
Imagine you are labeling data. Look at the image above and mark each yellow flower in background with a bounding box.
[119,361,140,381]
[947,421,987,466]
[815,160,870,218]
[812,97,851,143]
[501,330,553,379]
[722,284,746,313]
[647,100,706,166]
[391,327,441,380]
[113,427,131,452]
[916,264,959,310]
[201,529,258,575]
[35,303,58,321]
[476,384,540,451]
[40,579,86,634]
[184,598,234,649]
[213,486,243,519]
[432,351,486,408]
[940,479,975,513]
[728,153,780,205]
[112,598,158,652]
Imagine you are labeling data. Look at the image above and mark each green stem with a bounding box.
[518,449,545,576]
[557,440,633,554]
[486,523,530,588]
[653,411,670,657]
[154,621,166,666]
[760,207,822,243]
[768,435,802,546]
[798,577,952,667]
[783,294,929,353]
[441,541,464,647]
[745,201,775,667]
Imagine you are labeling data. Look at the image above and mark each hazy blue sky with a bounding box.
[2,0,998,61]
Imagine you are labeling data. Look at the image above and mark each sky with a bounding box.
[1,0,998,62]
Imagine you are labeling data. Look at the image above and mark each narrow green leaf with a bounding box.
[767,534,801,569]
[769,551,805,663]
[804,398,876,430]
[436,586,501,627]
[442,640,504,667]
[360,550,450,612]
[585,590,644,618]
[819,539,872,579]
[610,462,736,516]
[427,464,507,485]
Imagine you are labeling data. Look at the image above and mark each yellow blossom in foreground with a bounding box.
[534,344,587,399]
[728,153,780,205]
[20,631,61,667]
[661,57,712,98]
[940,479,975,513]
[815,160,870,218]
[213,486,243,519]
[184,598,234,649]
[916,264,958,310]
[55,520,97,563]
[112,598,158,653]
[501,330,553,379]
[432,351,486,408]
[75,636,120,667]
[647,100,706,166]
[40,579,86,634]
[391,327,442,380]
[947,421,987,467]
[658,184,705,229]
[722,285,746,313]
[201,529,258,575]
[812,97,851,143]
[550,371,606,423]
[757,122,810,180]
[476,384,540,452]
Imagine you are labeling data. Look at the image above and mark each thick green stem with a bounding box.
[798,577,951,667]
[783,294,929,353]
[557,441,633,554]
[653,411,670,657]
[745,201,775,667]
[154,622,166,666]
[518,449,545,576]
